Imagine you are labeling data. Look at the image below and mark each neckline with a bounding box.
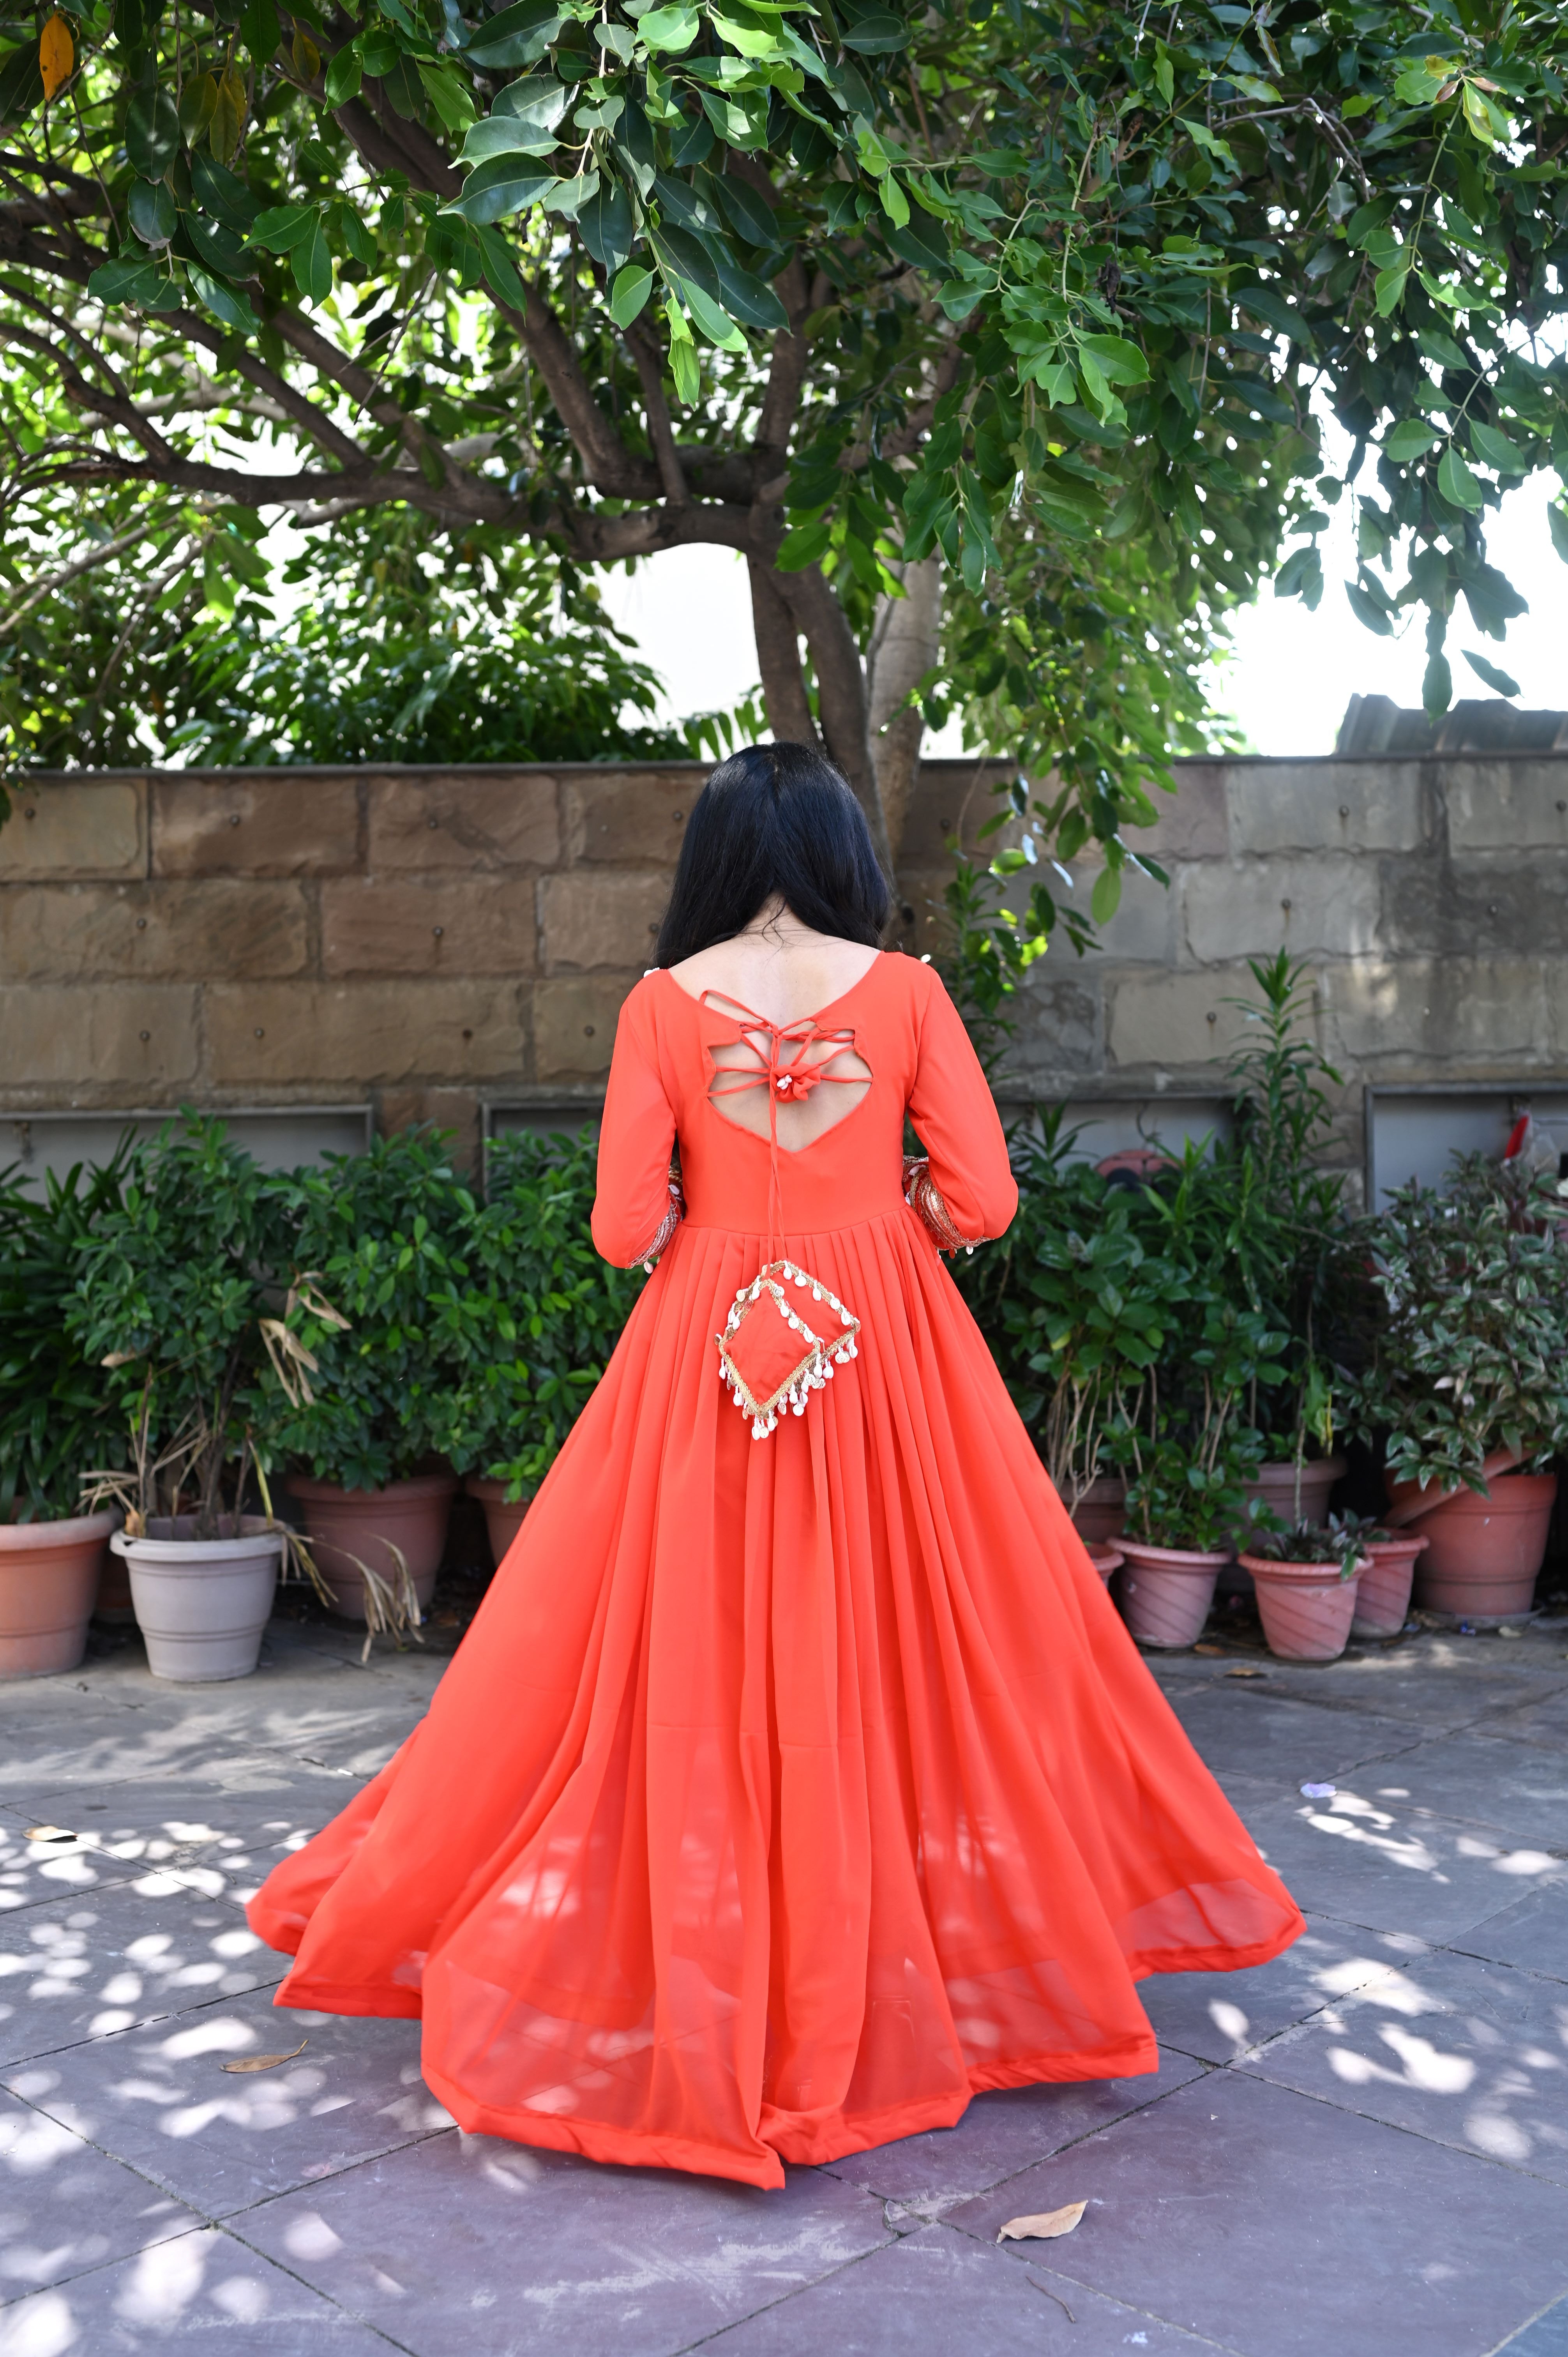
[657,951,885,1032]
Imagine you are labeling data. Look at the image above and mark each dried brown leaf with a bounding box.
[25,1825,75,1843]
[221,2040,307,2074]
[997,2200,1086,2243]
[1224,1664,1266,1679]
[1192,1642,1227,1656]
[39,13,73,99]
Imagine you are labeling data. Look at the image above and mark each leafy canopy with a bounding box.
[0,0,1562,897]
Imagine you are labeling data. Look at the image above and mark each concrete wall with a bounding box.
[2,749,1565,1194]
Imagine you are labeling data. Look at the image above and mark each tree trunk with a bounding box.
[746,558,896,884]
[865,555,940,867]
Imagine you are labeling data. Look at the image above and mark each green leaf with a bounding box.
[87,255,178,309]
[247,202,317,253]
[608,263,653,326]
[187,261,257,331]
[680,278,747,352]
[1462,648,1520,697]
[1181,118,1237,173]
[1384,419,1439,462]
[1549,502,1568,565]
[1372,261,1409,316]
[179,71,219,144]
[637,2,699,50]
[126,84,180,180]
[1077,332,1150,386]
[1422,646,1452,720]
[1153,41,1173,104]
[0,39,44,127]
[1345,579,1395,636]
[1090,864,1122,924]
[463,0,564,68]
[578,178,633,272]
[444,159,556,225]
[417,59,475,134]
[1460,80,1510,145]
[291,217,333,304]
[1437,443,1483,511]
[474,223,528,310]
[323,44,362,105]
[841,9,908,51]
[240,0,280,63]
[1467,419,1526,475]
[128,177,177,248]
[1275,544,1323,610]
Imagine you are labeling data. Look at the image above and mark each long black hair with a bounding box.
[653,741,890,966]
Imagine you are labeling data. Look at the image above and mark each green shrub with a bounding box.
[0,1150,133,1520]
[65,1117,286,1535]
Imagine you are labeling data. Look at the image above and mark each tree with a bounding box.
[0,0,1562,905]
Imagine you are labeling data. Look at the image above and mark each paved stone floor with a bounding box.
[1,1603,1566,2356]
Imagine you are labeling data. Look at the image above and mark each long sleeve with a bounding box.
[905,969,1017,1245]
[591,980,682,1269]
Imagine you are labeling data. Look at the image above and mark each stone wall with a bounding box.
[2,747,1565,1193]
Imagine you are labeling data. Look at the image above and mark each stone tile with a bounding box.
[1249,1654,1563,1734]
[822,2047,1206,2207]
[1241,1790,1568,1945]
[320,875,539,978]
[948,2068,1568,2357]
[1319,955,1551,1067]
[1138,1914,1395,2065]
[237,2127,893,2357]
[1473,1687,1568,1756]
[150,774,360,878]
[1227,760,1428,856]
[0,1823,150,1924]
[1181,855,1380,963]
[0,986,198,1090]
[1358,1732,1568,1850]
[1156,1685,1423,1789]
[1453,1883,1568,1984]
[0,2087,199,2301]
[1445,758,1568,852]
[701,2220,1227,2355]
[531,975,633,1080]
[0,1882,286,2070]
[0,882,309,986]
[1497,2292,1568,2355]
[205,979,525,1087]
[897,760,1012,866]
[3,1993,450,2219]
[367,773,559,872]
[1105,969,1240,1075]
[540,871,671,973]
[0,2226,398,2348]
[1243,1940,1568,2182]
[563,765,703,867]
[0,777,146,881]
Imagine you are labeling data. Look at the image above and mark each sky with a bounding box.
[595,456,1566,758]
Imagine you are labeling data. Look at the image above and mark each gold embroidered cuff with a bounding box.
[902,1156,996,1256]
[630,1174,685,1271]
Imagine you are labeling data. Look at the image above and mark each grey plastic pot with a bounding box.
[111,1515,284,1683]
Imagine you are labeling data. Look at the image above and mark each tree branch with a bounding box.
[747,557,816,742]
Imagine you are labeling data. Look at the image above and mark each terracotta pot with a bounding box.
[1223,1456,1348,1597]
[1386,1470,1557,1622]
[1086,1542,1123,1587]
[1116,1540,1229,1649]
[1351,1535,1428,1640]
[0,1510,116,1678]
[113,1515,283,1682]
[466,1476,532,1565]
[1240,1551,1362,1663]
[285,1473,455,1620]
[1070,1474,1127,1545]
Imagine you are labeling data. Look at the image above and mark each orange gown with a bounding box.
[249,953,1302,2189]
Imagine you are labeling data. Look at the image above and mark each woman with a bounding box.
[249,742,1301,2190]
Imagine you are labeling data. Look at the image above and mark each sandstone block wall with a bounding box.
[3,749,1564,1195]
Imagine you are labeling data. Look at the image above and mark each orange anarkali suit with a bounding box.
[249,952,1301,2189]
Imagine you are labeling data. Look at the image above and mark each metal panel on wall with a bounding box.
[0,1105,373,1194]
[1367,1087,1568,1209]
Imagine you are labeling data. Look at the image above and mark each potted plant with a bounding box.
[1215,955,1352,1577]
[1112,1429,1264,1648]
[66,1118,291,1682]
[266,1130,471,1622]
[1326,1512,1428,1642]
[1238,1521,1365,1662]
[429,1130,642,1564]
[1349,1153,1568,1624]
[0,1154,133,1674]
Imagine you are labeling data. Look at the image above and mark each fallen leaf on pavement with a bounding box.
[25,1826,75,1843]
[1224,1665,1266,1678]
[1193,1643,1227,1656]
[221,2041,307,2074]
[998,2200,1086,2243]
